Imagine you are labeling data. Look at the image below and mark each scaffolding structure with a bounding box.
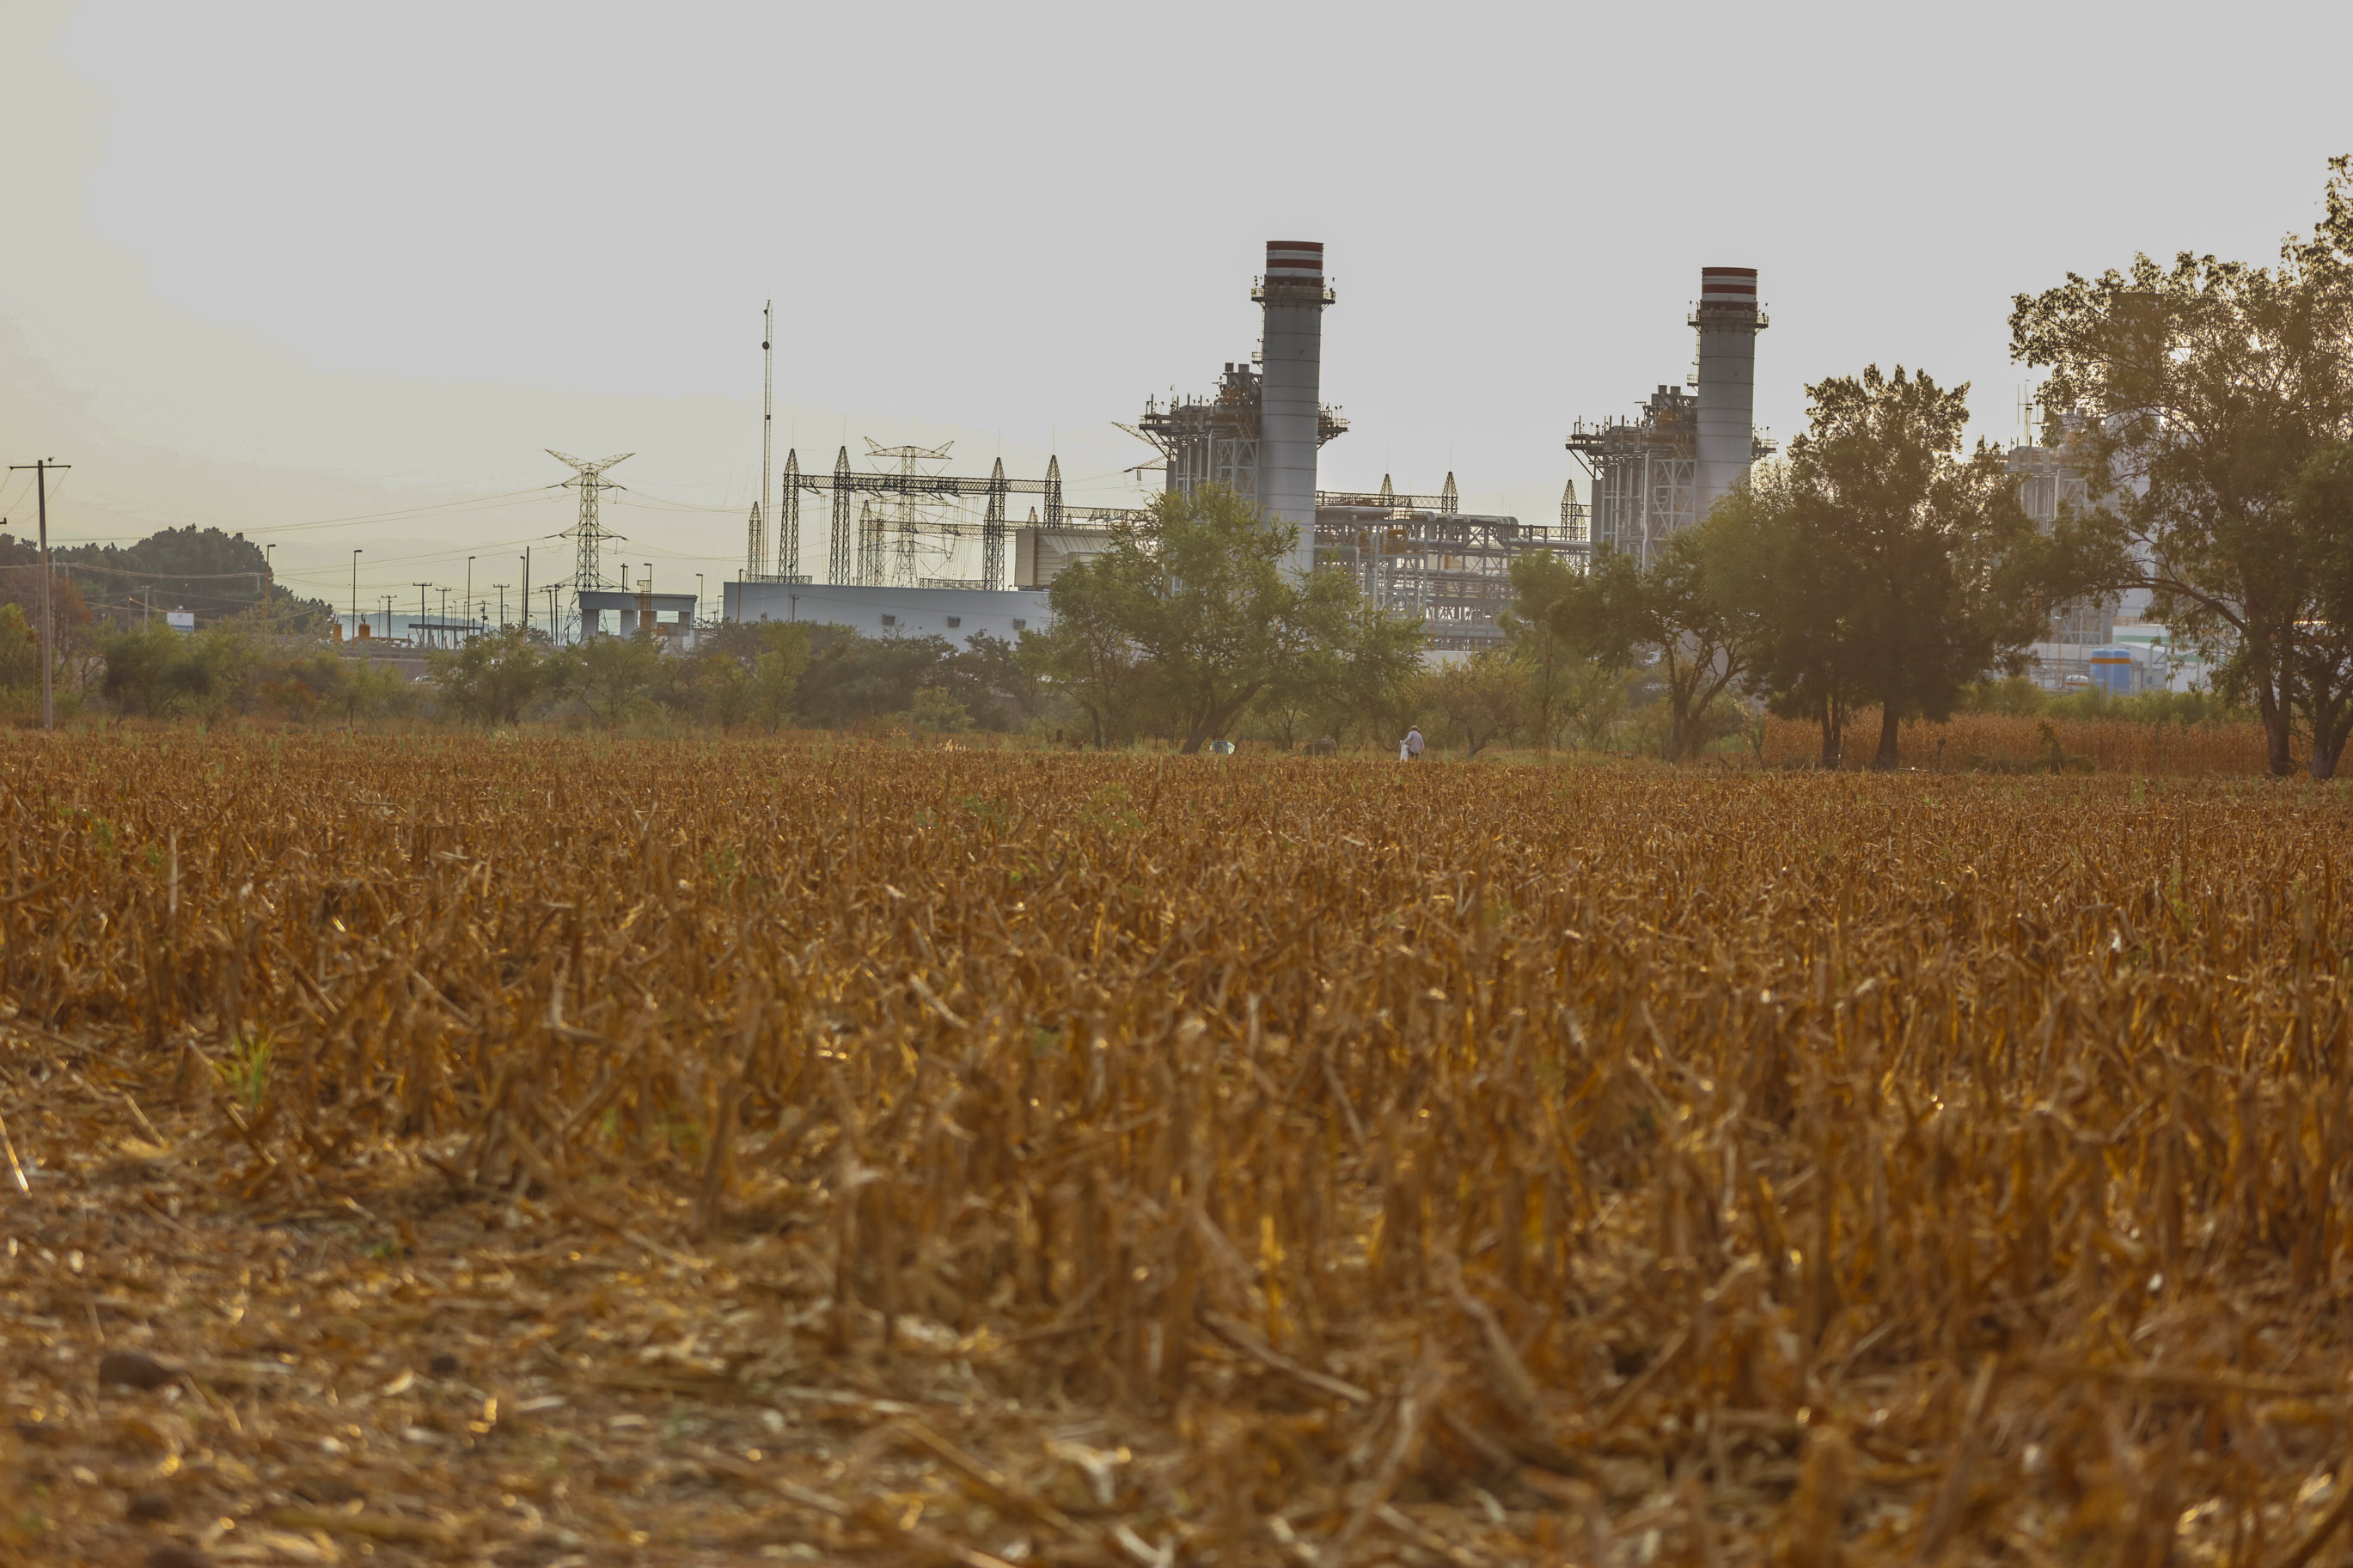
[1566,387,1696,568]
[1313,475,1586,651]
[771,444,1065,591]
[1132,361,1349,498]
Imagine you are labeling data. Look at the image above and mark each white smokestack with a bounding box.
[1256,241,1330,577]
[1693,266,1766,523]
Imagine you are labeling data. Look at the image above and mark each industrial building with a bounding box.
[1568,267,1773,565]
[2005,434,2208,693]
[1128,242,1584,650]
[715,240,1580,651]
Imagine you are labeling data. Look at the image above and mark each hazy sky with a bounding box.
[3,0,2349,618]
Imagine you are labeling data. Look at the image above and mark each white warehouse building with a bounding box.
[722,580,1054,644]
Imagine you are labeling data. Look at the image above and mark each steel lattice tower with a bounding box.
[549,449,633,601]
[779,448,802,579]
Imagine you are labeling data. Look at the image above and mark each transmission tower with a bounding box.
[862,438,953,587]
[549,449,633,600]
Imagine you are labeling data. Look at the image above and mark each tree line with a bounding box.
[1418,157,2353,778]
[11,158,2352,770]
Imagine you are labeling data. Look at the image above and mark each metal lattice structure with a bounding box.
[1130,362,1348,503]
[786,444,1065,591]
[548,449,633,599]
[1314,479,1583,650]
[1566,387,1697,568]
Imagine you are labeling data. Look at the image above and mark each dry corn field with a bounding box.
[1754,713,2274,776]
[7,735,2353,1568]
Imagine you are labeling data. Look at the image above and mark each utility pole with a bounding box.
[413,583,430,648]
[8,458,69,731]
[495,583,508,627]
[351,549,362,643]
[464,557,474,642]
[695,572,705,630]
[264,543,274,636]
[521,547,531,639]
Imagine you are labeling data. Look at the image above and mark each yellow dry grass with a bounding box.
[1757,711,2273,775]
[2,733,2350,1566]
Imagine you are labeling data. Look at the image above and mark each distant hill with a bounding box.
[0,523,339,629]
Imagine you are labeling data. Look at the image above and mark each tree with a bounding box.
[1022,600,1152,748]
[796,627,951,729]
[2283,442,2353,774]
[1551,510,1766,761]
[98,623,181,718]
[1417,650,1523,758]
[1030,485,1377,753]
[1250,588,1426,750]
[565,633,661,729]
[2010,158,2353,777]
[749,625,810,731]
[430,625,558,725]
[1499,552,1585,749]
[1722,369,2044,769]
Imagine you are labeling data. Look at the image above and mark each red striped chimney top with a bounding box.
[1267,241,1324,282]
[1700,267,1758,303]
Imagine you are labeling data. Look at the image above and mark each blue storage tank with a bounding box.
[2088,646,2139,695]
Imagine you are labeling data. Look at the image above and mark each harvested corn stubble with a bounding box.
[3,732,2352,1565]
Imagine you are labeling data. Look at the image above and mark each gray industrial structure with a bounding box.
[1568,267,1771,565]
[706,241,1659,653]
[1126,241,1584,650]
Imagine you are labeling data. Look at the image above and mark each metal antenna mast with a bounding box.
[748,302,771,579]
[548,449,633,605]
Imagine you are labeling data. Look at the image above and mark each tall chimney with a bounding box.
[1255,241,1331,577]
[1693,266,1766,523]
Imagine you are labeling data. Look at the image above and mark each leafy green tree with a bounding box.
[936,631,1052,733]
[795,626,950,729]
[1032,485,1398,753]
[98,622,181,717]
[749,624,811,731]
[2011,159,2353,776]
[2282,441,2353,774]
[1415,650,1523,758]
[1499,551,1586,748]
[1248,588,1424,751]
[1720,369,2044,769]
[333,658,418,728]
[430,625,558,725]
[1552,511,1766,761]
[0,603,41,723]
[907,686,974,733]
[1020,600,1152,748]
[0,603,37,692]
[565,633,661,729]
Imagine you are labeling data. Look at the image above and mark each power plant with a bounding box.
[709,247,1772,647]
[1568,267,1773,566]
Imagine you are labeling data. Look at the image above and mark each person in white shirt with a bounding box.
[1402,726,1425,760]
